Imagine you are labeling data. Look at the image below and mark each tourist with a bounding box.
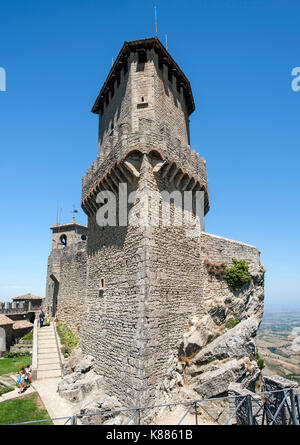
[24,364,31,388]
[18,369,26,394]
[39,309,45,328]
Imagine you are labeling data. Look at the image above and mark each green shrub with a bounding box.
[257,358,265,370]
[225,258,252,291]
[22,331,33,341]
[4,352,30,359]
[256,352,265,370]
[56,321,79,358]
[225,318,240,329]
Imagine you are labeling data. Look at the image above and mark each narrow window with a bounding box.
[158,57,163,71]
[138,51,147,64]
[117,73,120,87]
[111,84,114,98]
[60,234,67,248]
[168,67,172,82]
[124,59,128,75]
[99,278,105,292]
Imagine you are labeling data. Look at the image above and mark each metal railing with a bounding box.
[5,387,300,426]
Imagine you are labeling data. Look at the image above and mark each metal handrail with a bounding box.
[6,387,300,426]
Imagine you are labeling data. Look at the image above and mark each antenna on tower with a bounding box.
[154,6,158,36]
[72,204,78,216]
[165,34,168,50]
[59,208,62,225]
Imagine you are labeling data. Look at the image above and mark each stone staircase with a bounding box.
[37,323,61,380]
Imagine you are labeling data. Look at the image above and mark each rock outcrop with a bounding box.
[155,312,264,423]
[58,346,126,424]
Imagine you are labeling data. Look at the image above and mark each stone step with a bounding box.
[38,350,58,358]
[37,333,54,337]
[38,359,60,366]
[38,337,56,341]
[38,341,57,347]
[38,333,55,336]
[37,369,61,379]
[38,339,56,343]
[38,353,59,359]
[38,349,58,354]
[38,363,61,371]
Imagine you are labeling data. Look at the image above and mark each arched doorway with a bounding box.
[50,274,59,317]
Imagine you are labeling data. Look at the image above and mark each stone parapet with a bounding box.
[82,131,208,203]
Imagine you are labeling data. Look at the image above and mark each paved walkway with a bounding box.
[36,323,61,379]
[33,322,81,425]
[32,377,80,425]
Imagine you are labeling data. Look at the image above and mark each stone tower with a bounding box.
[80,37,263,409]
[44,217,87,325]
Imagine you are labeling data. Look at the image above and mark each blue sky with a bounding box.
[0,0,299,311]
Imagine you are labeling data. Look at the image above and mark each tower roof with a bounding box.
[91,36,195,115]
[50,216,87,232]
[12,293,42,301]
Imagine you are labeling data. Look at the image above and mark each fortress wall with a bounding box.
[81,210,148,408]
[201,233,264,322]
[44,241,87,334]
[44,249,61,314]
[137,167,264,405]
[133,160,204,406]
[56,242,87,335]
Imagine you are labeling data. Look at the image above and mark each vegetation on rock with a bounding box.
[225,258,252,291]
[205,259,227,278]
[225,318,240,329]
[56,320,79,358]
[256,352,265,370]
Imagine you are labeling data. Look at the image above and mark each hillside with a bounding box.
[256,311,300,384]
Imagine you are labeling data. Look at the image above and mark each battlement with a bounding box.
[82,130,209,213]
[0,301,32,314]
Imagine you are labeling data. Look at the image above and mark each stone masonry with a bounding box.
[50,37,265,412]
[44,216,87,334]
